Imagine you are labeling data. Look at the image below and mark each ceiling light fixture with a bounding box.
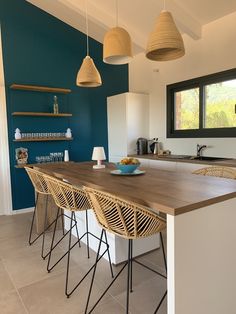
[76,0,102,87]
[146,0,185,61]
[103,0,133,65]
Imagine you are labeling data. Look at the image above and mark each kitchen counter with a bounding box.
[33,161,236,216]
[129,153,236,167]
[33,162,236,314]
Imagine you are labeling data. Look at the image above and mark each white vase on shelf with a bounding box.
[64,150,69,162]
[65,128,72,138]
[15,128,21,140]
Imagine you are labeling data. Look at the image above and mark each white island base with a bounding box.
[167,197,236,314]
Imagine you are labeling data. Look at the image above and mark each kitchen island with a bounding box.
[34,162,236,314]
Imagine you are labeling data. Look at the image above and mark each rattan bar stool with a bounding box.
[44,174,114,298]
[84,186,167,314]
[192,166,236,179]
[25,166,65,259]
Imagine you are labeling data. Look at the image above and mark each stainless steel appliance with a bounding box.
[136,138,148,155]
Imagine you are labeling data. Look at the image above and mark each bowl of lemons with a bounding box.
[116,158,140,174]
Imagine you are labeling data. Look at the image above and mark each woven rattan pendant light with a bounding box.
[146,0,185,61]
[76,0,102,87]
[103,0,133,65]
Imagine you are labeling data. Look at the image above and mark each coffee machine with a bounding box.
[136,138,148,155]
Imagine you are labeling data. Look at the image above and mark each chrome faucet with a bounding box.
[197,144,207,157]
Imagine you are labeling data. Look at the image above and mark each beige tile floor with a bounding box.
[0,213,167,314]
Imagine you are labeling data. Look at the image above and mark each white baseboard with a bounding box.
[11,207,34,215]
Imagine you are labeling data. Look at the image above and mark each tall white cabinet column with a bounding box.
[107,92,149,162]
[106,92,159,263]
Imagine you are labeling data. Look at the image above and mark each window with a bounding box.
[167,68,236,138]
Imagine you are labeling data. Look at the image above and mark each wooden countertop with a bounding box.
[33,162,236,216]
[129,154,236,167]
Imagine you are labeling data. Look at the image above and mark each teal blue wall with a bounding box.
[0,0,128,210]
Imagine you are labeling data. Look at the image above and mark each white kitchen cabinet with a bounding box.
[176,162,211,173]
[137,158,150,167]
[107,92,149,161]
[149,159,177,171]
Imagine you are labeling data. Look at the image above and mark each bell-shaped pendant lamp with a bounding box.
[76,0,102,87]
[103,0,133,65]
[146,10,185,61]
[76,56,102,87]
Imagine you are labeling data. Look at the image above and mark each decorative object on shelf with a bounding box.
[103,0,133,65]
[64,150,69,162]
[15,147,28,165]
[65,128,72,138]
[92,147,106,169]
[36,152,64,163]
[146,0,185,61]
[76,0,102,87]
[53,95,59,114]
[14,128,21,140]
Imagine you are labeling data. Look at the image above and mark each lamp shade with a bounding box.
[103,27,133,65]
[76,56,102,87]
[92,147,106,161]
[146,10,185,61]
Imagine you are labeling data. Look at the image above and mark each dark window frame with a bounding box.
[167,68,236,138]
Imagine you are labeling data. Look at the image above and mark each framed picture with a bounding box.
[15,147,28,165]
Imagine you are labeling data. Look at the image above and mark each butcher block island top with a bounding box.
[33,162,236,216]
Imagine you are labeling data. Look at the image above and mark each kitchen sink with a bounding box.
[162,155,232,161]
[191,156,232,161]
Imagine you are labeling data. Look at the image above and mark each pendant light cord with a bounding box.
[116,0,118,27]
[163,0,166,10]
[85,0,89,56]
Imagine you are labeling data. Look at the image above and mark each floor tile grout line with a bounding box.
[2,259,30,314]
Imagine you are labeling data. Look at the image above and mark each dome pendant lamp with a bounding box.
[103,0,133,65]
[76,0,102,87]
[146,0,185,61]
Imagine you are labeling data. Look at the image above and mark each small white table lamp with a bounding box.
[92,147,106,169]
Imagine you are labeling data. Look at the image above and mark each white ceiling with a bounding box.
[27,0,236,53]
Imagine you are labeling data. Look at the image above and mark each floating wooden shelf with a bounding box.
[13,137,73,142]
[10,84,71,94]
[12,112,72,117]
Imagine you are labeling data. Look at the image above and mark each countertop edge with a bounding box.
[129,154,236,167]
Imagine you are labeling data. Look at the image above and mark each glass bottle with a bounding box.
[53,95,59,114]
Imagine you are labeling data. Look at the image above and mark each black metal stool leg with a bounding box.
[73,212,81,248]
[153,232,167,314]
[28,192,39,245]
[41,195,48,259]
[85,229,104,314]
[61,208,65,236]
[126,240,132,314]
[153,290,167,314]
[85,210,90,258]
[104,230,114,278]
[130,239,133,293]
[65,211,73,298]
[160,232,167,274]
[47,207,60,272]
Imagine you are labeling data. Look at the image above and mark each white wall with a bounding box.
[0,26,12,215]
[129,12,236,158]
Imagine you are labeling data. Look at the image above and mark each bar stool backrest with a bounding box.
[192,166,236,179]
[44,174,90,212]
[84,186,166,240]
[25,167,50,195]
